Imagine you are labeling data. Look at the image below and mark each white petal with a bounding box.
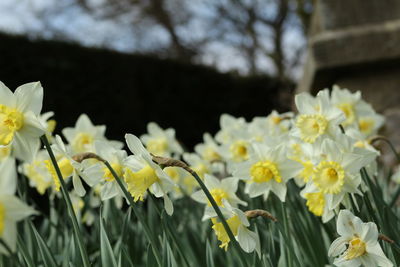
[1,195,37,222]
[100,182,119,201]
[328,237,347,257]
[0,157,17,195]
[191,190,207,204]
[237,226,257,253]
[72,172,86,197]
[14,82,43,115]
[0,81,15,107]
[163,194,174,215]
[125,134,149,157]
[1,220,17,253]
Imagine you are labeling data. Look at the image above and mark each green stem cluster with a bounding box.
[41,135,91,267]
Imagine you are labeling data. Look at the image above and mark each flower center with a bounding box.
[229,140,249,162]
[0,203,5,236]
[124,165,159,202]
[345,237,366,260]
[193,163,209,180]
[0,104,24,146]
[313,161,345,194]
[209,188,229,206]
[103,163,123,182]
[203,147,221,162]
[250,161,281,183]
[72,133,94,153]
[337,103,355,126]
[305,192,325,216]
[296,114,328,143]
[146,138,168,156]
[44,157,73,192]
[212,215,241,251]
[358,118,375,135]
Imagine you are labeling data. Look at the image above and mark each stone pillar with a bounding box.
[298,0,400,164]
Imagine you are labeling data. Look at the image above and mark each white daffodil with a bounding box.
[215,114,247,145]
[233,143,302,202]
[45,135,86,196]
[331,86,362,127]
[140,122,183,157]
[204,199,260,256]
[192,174,246,210]
[124,134,176,215]
[328,210,393,267]
[311,137,376,211]
[163,166,192,199]
[194,133,222,162]
[355,101,385,138]
[251,110,293,138]
[81,140,127,200]
[218,129,254,172]
[20,149,53,195]
[0,194,37,254]
[62,114,123,154]
[292,90,345,144]
[0,81,46,162]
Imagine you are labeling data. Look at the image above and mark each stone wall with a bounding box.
[298,0,400,164]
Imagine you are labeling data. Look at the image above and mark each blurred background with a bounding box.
[0,0,399,151]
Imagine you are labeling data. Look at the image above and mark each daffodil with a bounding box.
[204,200,260,255]
[300,182,336,222]
[62,114,123,154]
[328,210,393,267]
[20,149,53,195]
[215,114,246,145]
[45,135,86,196]
[0,81,46,162]
[311,136,376,209]
[355,102,385,138]
[233,143,302,201]
[194,133,222,162]
[81,140,127,200]
[251,110,293,138]
[191,174,246,212]
[292,90,345,143]
[0,194,36,254]
[124,134,176,215]
[140,122,183,157]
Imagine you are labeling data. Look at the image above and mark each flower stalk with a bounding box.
[152,155,248,267]
[40,135,91,267]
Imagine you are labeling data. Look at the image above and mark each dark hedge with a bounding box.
[0,33,293,148]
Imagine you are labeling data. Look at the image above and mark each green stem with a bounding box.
[185,169,247,267]
[40,135,91,267]
[103,161,162,266]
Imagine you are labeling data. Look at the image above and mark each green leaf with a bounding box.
[17,234,35,267]
[100,216,118,267]
[147,243,158,267]
[29,222,58,267]
[205,239,215,267]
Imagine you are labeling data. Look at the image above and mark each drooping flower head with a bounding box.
[124,134,176,215]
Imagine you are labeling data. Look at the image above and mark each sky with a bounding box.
[0,0,306,79]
